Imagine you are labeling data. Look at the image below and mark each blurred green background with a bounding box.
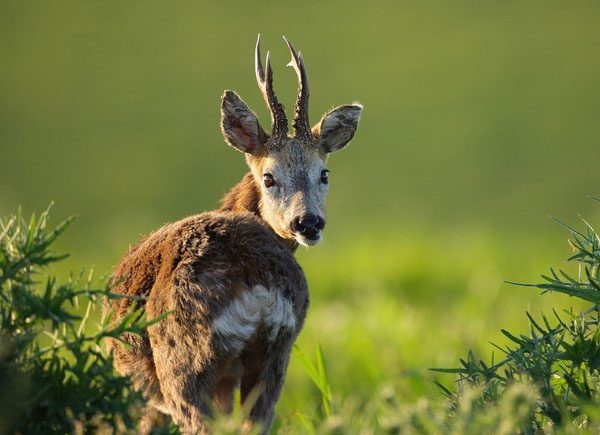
[1,0,599,421]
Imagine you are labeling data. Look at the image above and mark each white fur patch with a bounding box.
[213,285,296,351]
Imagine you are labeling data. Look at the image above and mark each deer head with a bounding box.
[221,35,362,247]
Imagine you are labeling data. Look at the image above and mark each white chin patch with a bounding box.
[296,233,322,247]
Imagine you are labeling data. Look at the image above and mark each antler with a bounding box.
[283,36,311,141]
[255,34,288,140]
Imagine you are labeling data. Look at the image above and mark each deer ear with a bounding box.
[221,91,268,154]
[312,104,363,153]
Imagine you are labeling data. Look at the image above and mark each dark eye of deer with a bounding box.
[263,173,275,188]
[320,170,329,184]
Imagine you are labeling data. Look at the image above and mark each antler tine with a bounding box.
[254,34,288,139]
[283,36,311,140]
[254,34,265,84]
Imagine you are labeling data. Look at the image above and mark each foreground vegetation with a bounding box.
[285,211,600,433]
[0,206,163,432]
[1,205,599,433]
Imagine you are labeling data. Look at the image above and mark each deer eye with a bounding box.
[320,169,329,184]
[263,173,275,188]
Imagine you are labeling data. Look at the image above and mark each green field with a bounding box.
[1,1,599,432]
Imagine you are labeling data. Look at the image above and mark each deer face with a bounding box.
[250,140,327,245]
[220,36,362,247]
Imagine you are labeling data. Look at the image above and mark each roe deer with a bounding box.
[105,35,362,433]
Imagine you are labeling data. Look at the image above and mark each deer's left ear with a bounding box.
[312,104,363,153]
[221,90,269,154]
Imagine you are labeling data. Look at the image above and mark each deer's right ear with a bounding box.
[221,91,268,154]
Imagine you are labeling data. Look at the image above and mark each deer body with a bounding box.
[106,36,362,433]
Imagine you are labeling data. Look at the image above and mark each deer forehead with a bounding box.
[261,144,326,180]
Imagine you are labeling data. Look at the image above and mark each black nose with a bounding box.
[292,214,325,239]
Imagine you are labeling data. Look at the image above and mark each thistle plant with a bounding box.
[0,205,161,433]
[433,213,600,433]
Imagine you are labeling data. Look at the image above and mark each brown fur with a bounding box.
[220,172,261,217]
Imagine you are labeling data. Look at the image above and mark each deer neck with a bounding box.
[220,172,298,252]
